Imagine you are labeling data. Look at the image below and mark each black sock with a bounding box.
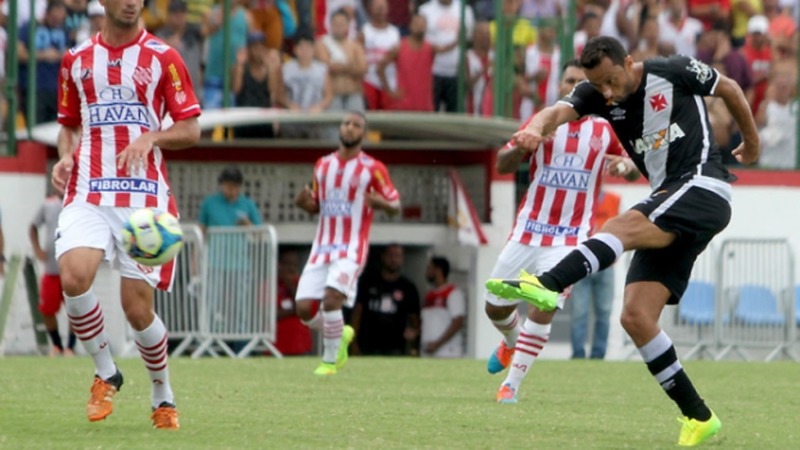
[48,329,64,350]
[67,332,77,350]
[645,345,711,421]
[538,238,620,292]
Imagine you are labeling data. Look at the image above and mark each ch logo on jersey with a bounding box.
[133,67,152,86]
[632,123,686,154]
[88,86,150,128]
[649,93,668,112]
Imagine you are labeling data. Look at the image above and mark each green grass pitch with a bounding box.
[0,357,797,449]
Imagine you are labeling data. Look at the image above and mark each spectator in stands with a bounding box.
[421,256,466,358]
[201,0,252,109]
[631,15,667,61]
[361,0,400,111]
[756,69,797,169]
[573,10,603,56]
[420,0,475,112]
[316,8,367,112]
[324,0,359,39]
[658,0,705,57]
[75,1,104,43]
[351,244,421,356]
[17,0,69,125]
[742,15,772,116]
[696,21,753,103]
[520,18,560,120]
[687,0,731,31]
[156,1,203,103]
[232,31,282,138]
[64,0,88,45]
[570,189,621,360]
[142,0,169,32]
[388,0,413,35]
[466,21,493,117]
[730,0,761,47]
[185,0,214,27]
[280,33,332,138]
[250,0,283,50]
[1,0,46,25]
[378,14,457,112]
[766,4,798,61]
[519,0,561,20]
[489,0,536,49]
[30,193,77,357]
[271,248,313,356]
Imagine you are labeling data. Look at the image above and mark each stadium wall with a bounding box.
[2,143,800,359]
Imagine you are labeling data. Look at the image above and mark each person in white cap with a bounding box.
[742,15,772,115]
[75,1,104,43]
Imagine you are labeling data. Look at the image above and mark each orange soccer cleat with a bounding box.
[87,370,123,422]
[151,402,180,429]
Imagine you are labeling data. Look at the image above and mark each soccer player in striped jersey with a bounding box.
[51,0,201,429]
[488,36,760,446]
[484,59,639,404]
[294,111,401,376]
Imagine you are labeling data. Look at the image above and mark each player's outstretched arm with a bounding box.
[367,190,401,217]
[495,142,529,174]
[714,75,760,165]
[513,103,579,152]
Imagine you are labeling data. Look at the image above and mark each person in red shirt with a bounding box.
[377,14,456,111]
[687,0,731,31]
[273,249,313,356]
[742,15,773,115]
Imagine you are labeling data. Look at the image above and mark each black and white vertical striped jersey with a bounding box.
[560,55,735,191]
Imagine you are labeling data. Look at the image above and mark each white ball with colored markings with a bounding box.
[121,208,183,266]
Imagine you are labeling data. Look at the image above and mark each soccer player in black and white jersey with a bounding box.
[486,36,760,447]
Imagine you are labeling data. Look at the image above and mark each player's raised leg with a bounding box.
[121,277,179,429]
[60,247,122,422]
[623,282,720,446]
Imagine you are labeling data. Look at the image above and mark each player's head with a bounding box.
[217,165,244,201]
[381,244,404,275]
[559,59,587,98]
[426,256,451,284]
[339,111,367,149]
[579,36,636,104]
[100,0,144,29]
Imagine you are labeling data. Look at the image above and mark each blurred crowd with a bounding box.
[0,0,798,166]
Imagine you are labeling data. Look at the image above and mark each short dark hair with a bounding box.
[331,7,350,21]
[430,256,450,279]
[579,36,627,70]
[218,165,243,184]
[562,58,581,73]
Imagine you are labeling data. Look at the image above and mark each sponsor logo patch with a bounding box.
[89,178,158,194]
[524,220,580,237]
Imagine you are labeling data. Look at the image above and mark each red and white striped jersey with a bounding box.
[508,116,626,247]
[57,30,201,211]
[308,151,399,266]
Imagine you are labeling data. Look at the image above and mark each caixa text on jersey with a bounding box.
[632,123,686,154]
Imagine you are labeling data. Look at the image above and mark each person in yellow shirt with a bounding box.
[489,0,536,48]
[730,0,762,47]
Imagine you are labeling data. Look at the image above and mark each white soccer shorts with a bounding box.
[295,258,362,308]
[485,240,574,308]
[55,203,175,291]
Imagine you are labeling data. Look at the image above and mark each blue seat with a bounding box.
[795,285,800,325]
[680,281,716,325]
[733,285,785,326]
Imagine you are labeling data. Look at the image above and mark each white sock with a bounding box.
[321,309,344,364]
[302,310,324,331]
[134,315,174,408]
[503,319,551,390]
[491,309,521,347]
[65,290,116,380]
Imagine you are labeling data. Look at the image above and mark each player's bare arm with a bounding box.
[294,185,320,214]
[603,154,641,182]
[713,75,760,165]
[512,102,579,152]
[52,125,81,192]
[117,116,201,175]
[495,142,530,174]
[367,190,401,217]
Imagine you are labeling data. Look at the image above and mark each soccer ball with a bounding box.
[121,208,183,266]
